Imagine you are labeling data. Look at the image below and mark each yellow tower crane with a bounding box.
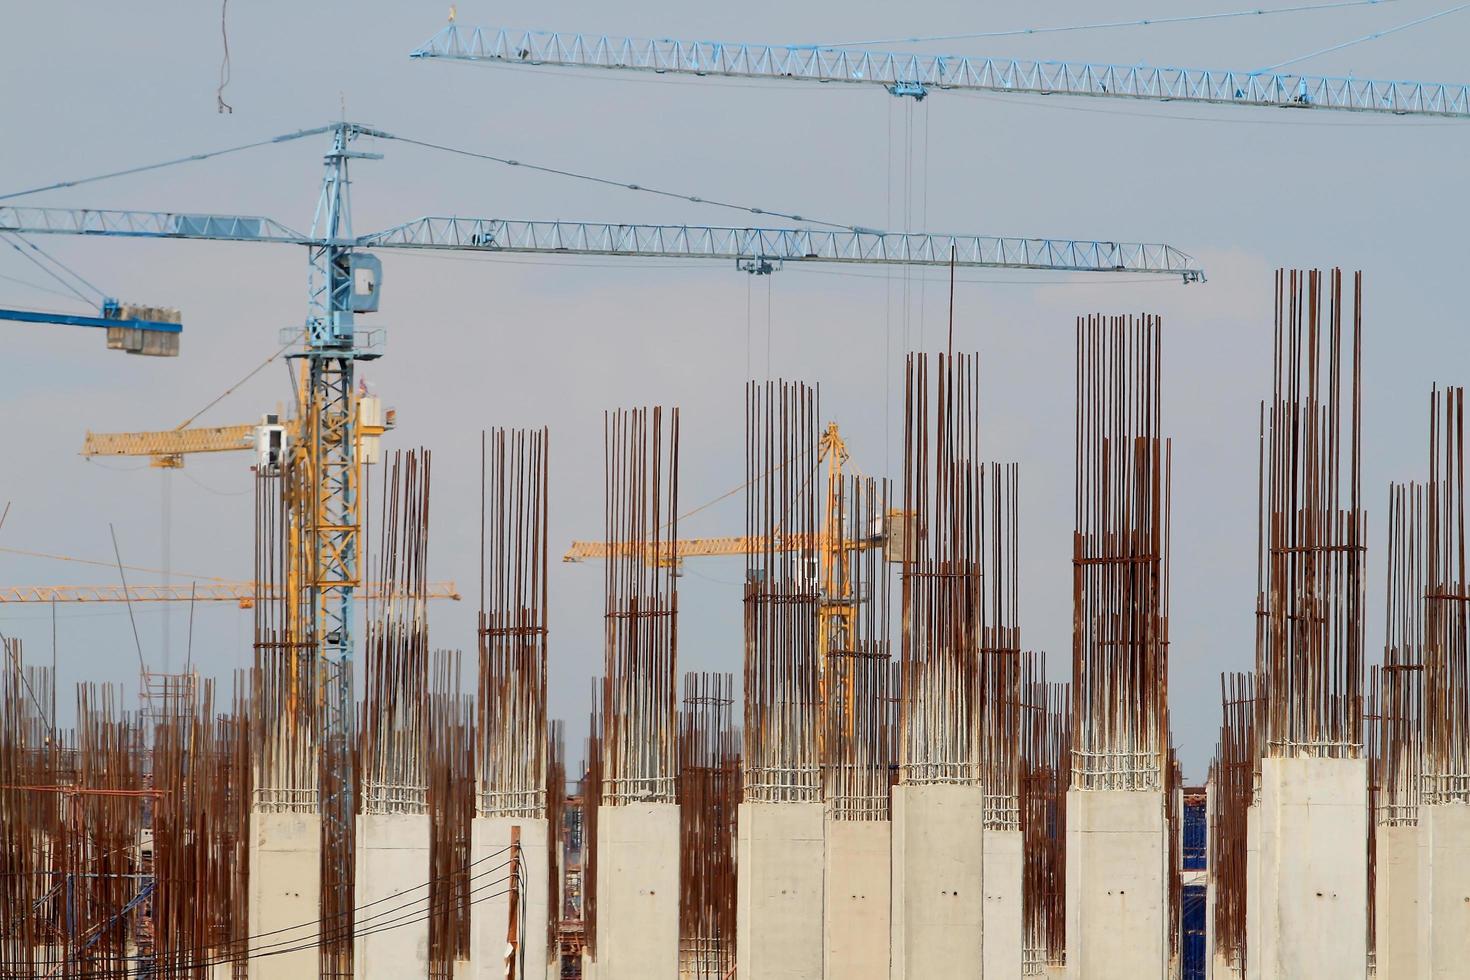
[563,422,906,724]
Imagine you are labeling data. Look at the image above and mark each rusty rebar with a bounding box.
[1257,269,1365,758]
[1072,314,1171,791]
[602,407,680,805]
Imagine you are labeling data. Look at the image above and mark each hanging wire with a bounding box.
[381,133,872,232]
[1256,1,1470,71]
[217,0,234,114]
[816,0,1392,47]
[1,233,104,304]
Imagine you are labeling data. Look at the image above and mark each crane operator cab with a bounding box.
[256,415,288,474]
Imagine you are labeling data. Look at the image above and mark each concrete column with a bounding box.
[548,818,563,980]
[823,817,890,980]
[355,812,431,979]
[735,801,824,979]
[596,802,679,980]
[1206,780,1217,980]
[890,783,984,980]
[1256,756,1367,980]
[470,817,551,980]
[1373,823,1418,978]
[1417,802,1470,979]
[1064,789,1167,980]
[248,810,321,980]
[982,827,1023,979]
[1244,801,1260,980]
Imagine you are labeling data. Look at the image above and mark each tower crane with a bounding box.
[80,392,393,469]
[564,422,899,727]
[0,231,182,354]
[411,15,1470,804]
[0,299,182,356]
[0,121,1203,718]
[411,25,1470,118]
[1,118,1202,932]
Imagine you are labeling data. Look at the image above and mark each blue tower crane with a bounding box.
[411,25,1470,118]
[2,117,1205,969]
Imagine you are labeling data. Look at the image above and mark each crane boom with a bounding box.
[361,218,1203,280]
[0,582,460,603]
[413,25,1470,119]
[564,533,822,564]
[0,207,308,243]
[1,209,1204,281]
[82,424,258,458]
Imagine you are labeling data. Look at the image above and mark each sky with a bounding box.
[1,0,1467,780]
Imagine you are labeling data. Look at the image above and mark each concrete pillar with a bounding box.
[596,802,679,980]
[890,783,984,979]
[823,817,889,980]
[1372,823,1418,978]
[355,812,431,979]
[470,817,551,980]
[1244,802,1260,980]
[248,810,321,980]
[1064,789,1167,980]
[736,800,824,979]
[1417,802,1470,979]
[1206,782,1216,980]
[1256,756,1367,980]
[982,827,1023,979]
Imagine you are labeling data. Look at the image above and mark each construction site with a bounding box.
[2,4,1469,980]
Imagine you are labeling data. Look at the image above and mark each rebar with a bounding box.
[252,461,318,810]
[823,476,895,820]
[428,650,473,980]
[743,380,821,803]
[1257,269,1365,758]
[1424,385,1470,803]
[479,428,550,819]
[901,352,984,784]
[1072,314,1171,791]
[678,672,739,979]
[1021,675,1070,974]
[980,462,1022,829]
[1211,671,1255,968]
[1380,482,1424,822]
[602,407,680,805]
[360,449,432,815]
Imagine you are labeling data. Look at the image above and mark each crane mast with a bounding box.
[303,124,376,774]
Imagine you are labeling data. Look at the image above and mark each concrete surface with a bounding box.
[736,801,824,980]
[1374,823,1419,979]
[355,812,432,979]
[1256,756,1367,980]
[1417,802,1470,980]
[596,802,680,980]
[1245,801,1260,980]
[890,783,985,980]
[1064,789,1167,980]
[824,817,890,980]
[470,816,551,980]
[248,810,321,980]
[982,828,1024,979]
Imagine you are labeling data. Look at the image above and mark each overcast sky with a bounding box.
[2,0,1467,779]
